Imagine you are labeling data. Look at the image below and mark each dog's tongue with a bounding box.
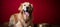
[25,12,29,16]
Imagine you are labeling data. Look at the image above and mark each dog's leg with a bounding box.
[9,15,15,27]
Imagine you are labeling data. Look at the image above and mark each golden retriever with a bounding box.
[9,2,33,27]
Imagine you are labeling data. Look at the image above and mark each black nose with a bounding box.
[26,7,29,9]
[26,7,29,12]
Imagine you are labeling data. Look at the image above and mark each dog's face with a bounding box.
[19,2,33,13]
[19,2,33,21]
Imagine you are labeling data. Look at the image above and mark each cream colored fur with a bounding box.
[9,2,33,27]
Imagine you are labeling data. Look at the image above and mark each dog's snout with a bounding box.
[26,7,29,9]
[26,7,29,12]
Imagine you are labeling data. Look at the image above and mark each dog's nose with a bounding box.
[26,7,29,12]
[26,7,29,9]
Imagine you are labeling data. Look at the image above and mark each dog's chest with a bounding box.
[17,13,28,20]
[15,13,28,26]
[15,13,31,27]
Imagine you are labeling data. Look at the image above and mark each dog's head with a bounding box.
[19,2,33,13]
[18,2,33,21]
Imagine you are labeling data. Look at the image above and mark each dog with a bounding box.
[9,2,33,27]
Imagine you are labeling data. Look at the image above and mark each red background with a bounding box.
[0,0,60,24]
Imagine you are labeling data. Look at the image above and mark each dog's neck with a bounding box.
[20,11,32,23]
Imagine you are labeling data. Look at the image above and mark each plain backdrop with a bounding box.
[0,0,60,24]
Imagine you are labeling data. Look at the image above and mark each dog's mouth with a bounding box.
[23,6,33,22]
[24,12,30,22]
[25,12,29,16]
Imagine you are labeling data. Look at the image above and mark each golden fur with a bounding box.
[9,2,33,27]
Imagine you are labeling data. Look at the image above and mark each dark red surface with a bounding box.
[1,0,60,24]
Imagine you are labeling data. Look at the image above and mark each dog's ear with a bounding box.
[31,4,33,8]
[18,4,23,12]
[31,4,33,12]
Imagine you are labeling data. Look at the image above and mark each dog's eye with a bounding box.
[24,5,26,6]
[29,5,31,6]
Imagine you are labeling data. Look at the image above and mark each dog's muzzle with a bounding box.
[23,6,33,22]
[26,7,30,12]
[23,7,29,12]
[23,6,32,16]
[24,7,32,13]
